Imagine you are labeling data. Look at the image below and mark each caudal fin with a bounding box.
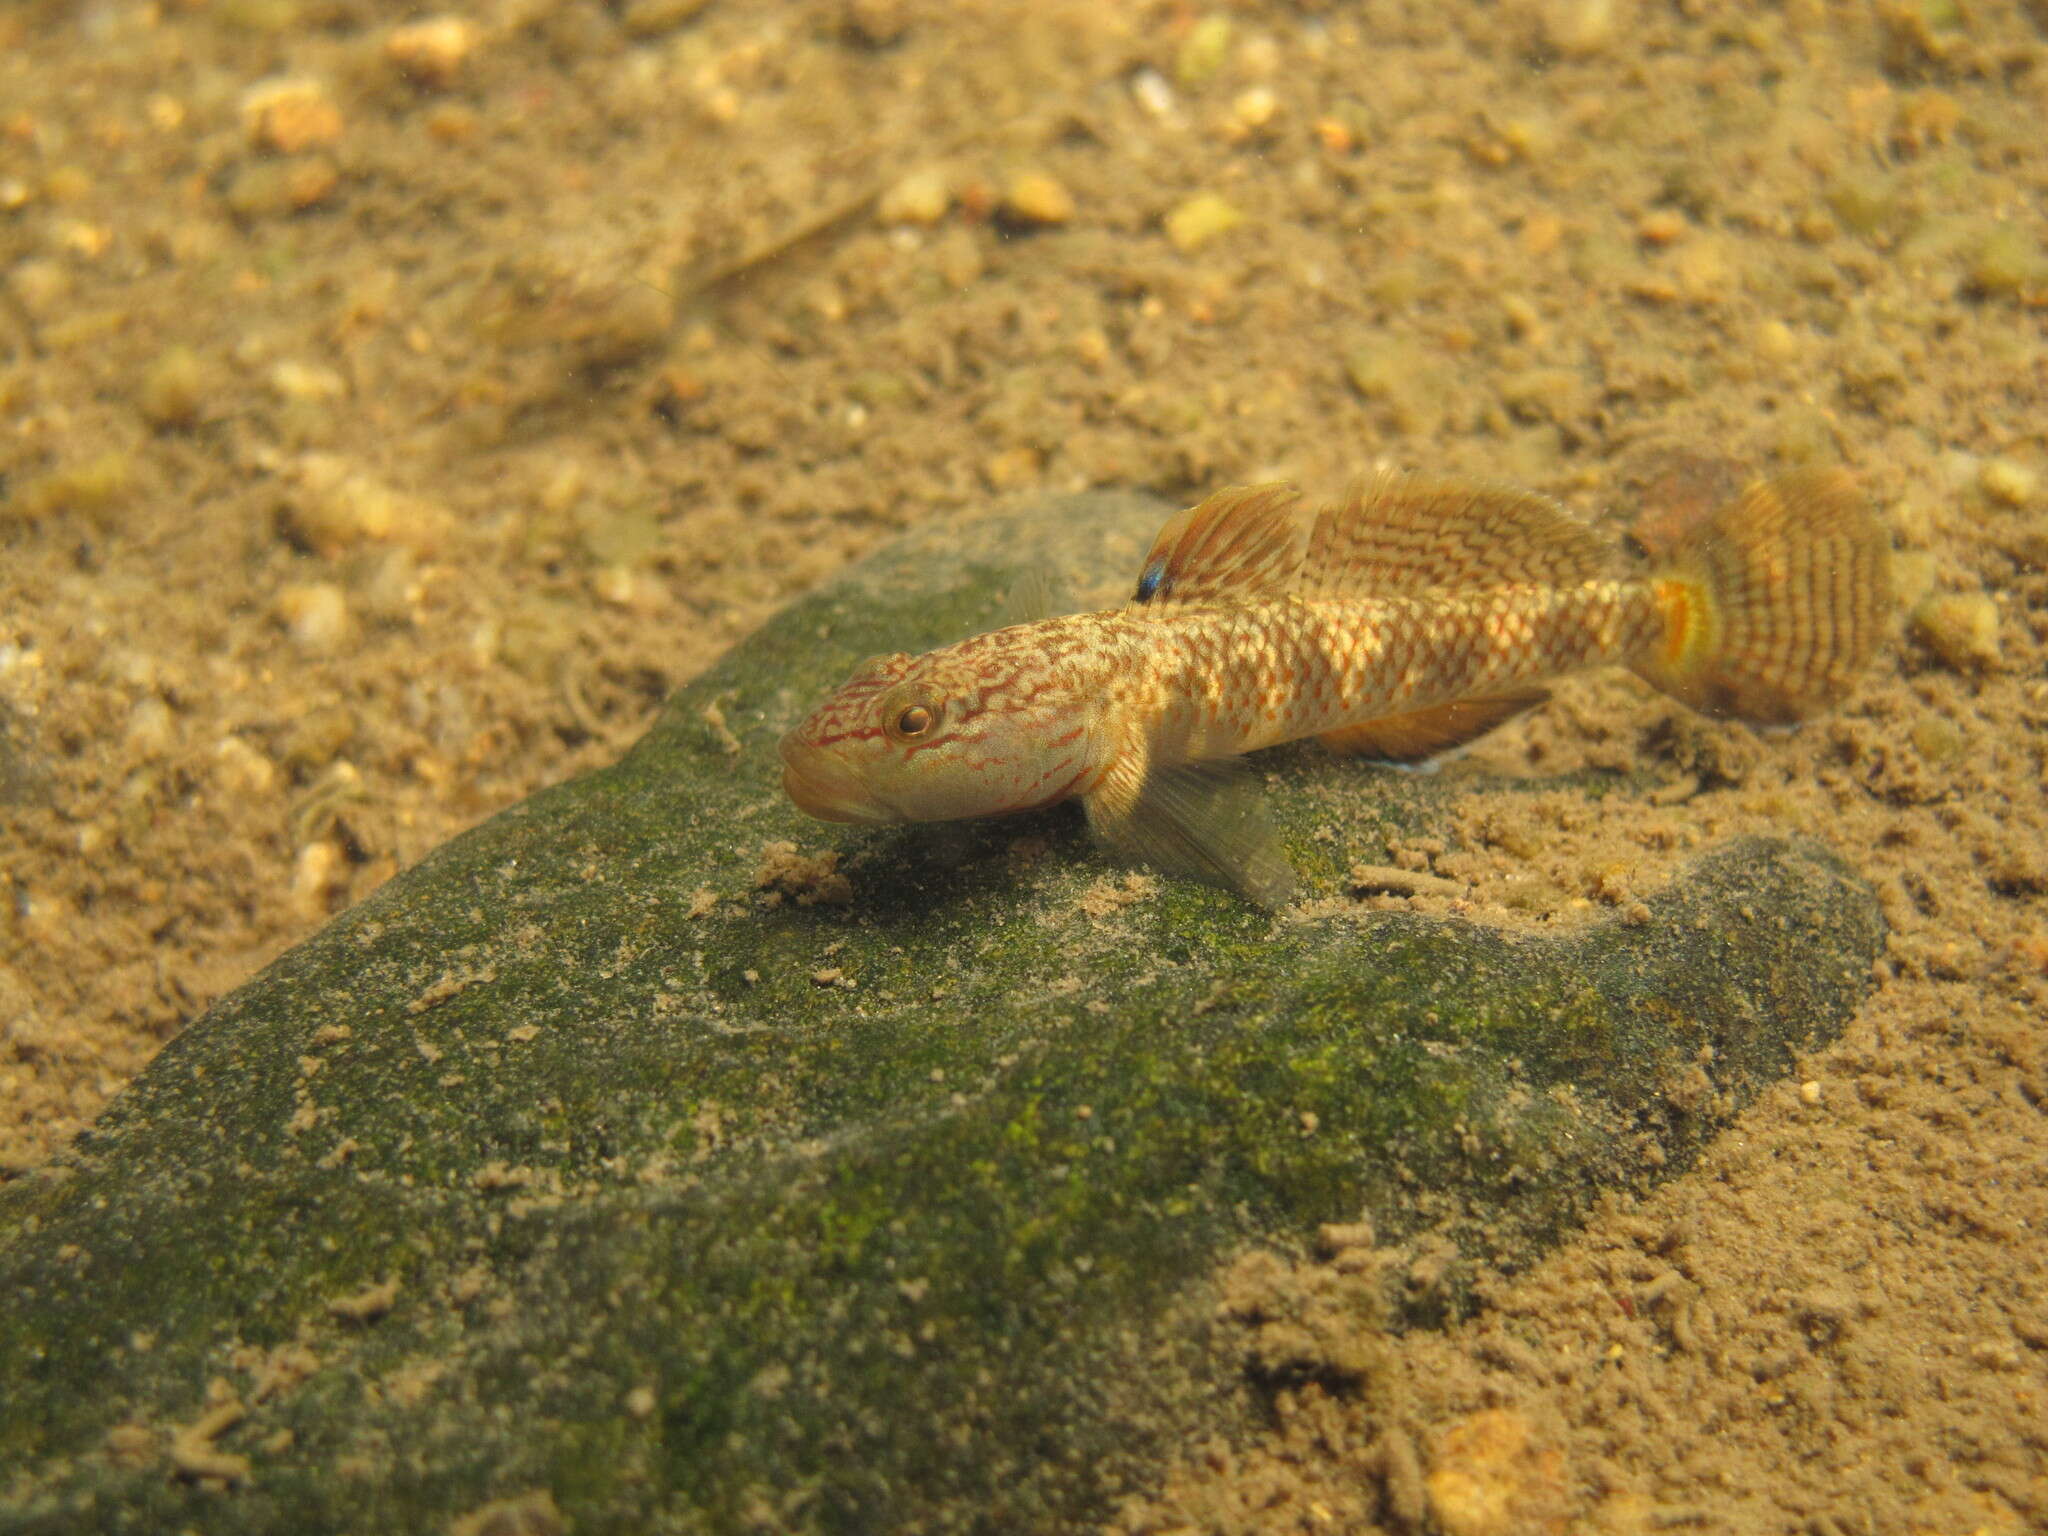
[1632,467,1892,725]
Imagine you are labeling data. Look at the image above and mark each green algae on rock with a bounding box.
[0,493,1882,1535]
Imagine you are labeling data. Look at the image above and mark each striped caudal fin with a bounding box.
[1633,467,1892,725]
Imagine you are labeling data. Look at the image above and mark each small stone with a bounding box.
[138,346,210,429]
[1130,68,1178,121]
[877,165,950,226]
[223,160,306,220]
[214,737,280,797]
[125,698,176,757]
[274,581,353,654]
[1798,1080,1822,1105]
[1754,318,1801,364]
[281,156,340,210]
[283,455,446,557]
[1174,15,1232,87]
[270,360,347,403]
[1968,224,2048,297]
[1978,456,2038,508]
[6,453,134,526]
[1542,0,1621,55]
[1227,86,1278,135]
[1313,116,1355,153]
[291,839,347,920]
[385,17,479,89]
[1910,592,2000,671]
[1003,172,1074,227]
[1426,1408,1568,1536]
[1637,209,1688,246]
[1163,191,1242,253]
[983,446,1040,491]
[7,258,71,321]
[240,77,344,154]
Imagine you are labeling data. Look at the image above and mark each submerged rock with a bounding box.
[0,493,1882,1534]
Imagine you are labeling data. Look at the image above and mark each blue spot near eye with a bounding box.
[1135,561,1168,602]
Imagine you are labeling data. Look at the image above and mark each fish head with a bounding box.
[780,630,1102,825]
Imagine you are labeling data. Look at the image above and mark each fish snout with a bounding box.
[778,734,893,825]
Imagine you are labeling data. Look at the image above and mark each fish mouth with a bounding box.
[778,736,895,825]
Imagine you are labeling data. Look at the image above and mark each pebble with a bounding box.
[1003,171,1074,226]
[7,453,133,525]
[7,258,71,320]
[1968,225,2048,297]
[290,840,347,921]
[214,737,280,797]
[270,360,348,403]
[877,165,950,226]
[1163,191,1242,253]
[274,582,354,654]
[385,17,479,89]
[138,346,209,429]
[1542,0,1620,55]
[1910,592,2000,671]
[1221,86,1278,142]
[240,77,344,154]
[1129,69,1179,122]
[1978,455,2038,508]
[1753,318,1800,363]
[287,456,398,555]
[1175,15,1232,87]
[1637,209,1688,246]
[124,697,176,757]
[1425,1408,1567,1536]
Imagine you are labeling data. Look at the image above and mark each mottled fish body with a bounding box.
[780,470,1891,902]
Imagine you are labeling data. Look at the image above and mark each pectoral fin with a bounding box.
[991,567,1070,628]
[1319,690,1549,762]
[1084,759,1297,908]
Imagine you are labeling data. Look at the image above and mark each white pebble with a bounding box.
[124,696,176,756]
[1979,456,2039,509]
[291,839,346,920]
[275,581,353,653]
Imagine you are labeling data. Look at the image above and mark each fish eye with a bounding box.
[891,703,935,739]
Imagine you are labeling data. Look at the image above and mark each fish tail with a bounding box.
[1631,467,1892,725]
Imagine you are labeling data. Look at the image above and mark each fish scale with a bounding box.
[781,469,1891,902]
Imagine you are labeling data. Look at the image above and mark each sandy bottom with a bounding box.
[2,1,2044,1530]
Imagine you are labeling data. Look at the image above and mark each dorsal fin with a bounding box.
[1129,483,1303,607]
[1300,474,1614,598]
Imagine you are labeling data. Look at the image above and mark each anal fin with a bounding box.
[1319,690,1549,763]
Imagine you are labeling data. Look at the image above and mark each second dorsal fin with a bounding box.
[1130,483,1303,606]
[1300,474,1614,598]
